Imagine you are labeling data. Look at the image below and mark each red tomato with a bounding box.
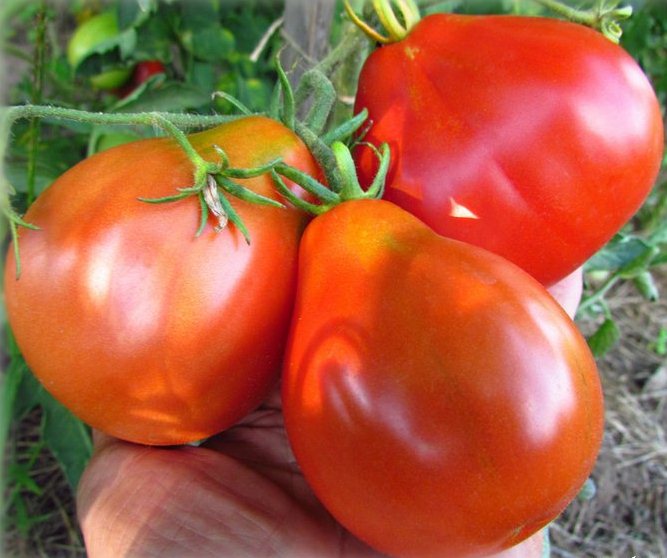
[354,14,664,286]
[132,60,165,85]
[115,60,165,97]
[282,199,604,557]
[4,116,318,445]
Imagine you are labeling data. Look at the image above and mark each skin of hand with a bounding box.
[76,269,584,558]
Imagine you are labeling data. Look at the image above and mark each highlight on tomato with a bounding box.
[350,0,664,286]
[4,116,319,445]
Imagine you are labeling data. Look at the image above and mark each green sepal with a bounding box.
[223,157,282,179]
[273,163,339,204]
[271,170,325,215]
[215,175,284,208]
[211,91,252,115]
[364,142,391,199]
[295,122,344,193]
[275,53,295,130]
[137,190,193,204]
[215,189,251,244]
[7,210,39,230]
[321,108,369,145]
[195,193,210,237]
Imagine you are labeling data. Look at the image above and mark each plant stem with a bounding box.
[26,1,47,205]
[531,0,597,26]
[530,0,632,43]
[2,105,234,131]
[577,273,620,317]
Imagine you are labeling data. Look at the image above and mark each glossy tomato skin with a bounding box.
[4,116,318,445]
[282,200,604,558]
[354,15,664,286]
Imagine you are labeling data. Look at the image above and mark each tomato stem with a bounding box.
[271,139,390,215]
[532,0,632,43]
[343,0,421,44]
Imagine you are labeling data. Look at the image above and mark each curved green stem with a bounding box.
[577,274,619,317]
[532,0,632,43]
[344,0,421,43]
[294,69,337,135]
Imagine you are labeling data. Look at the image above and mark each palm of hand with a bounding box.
[78,388,384,557]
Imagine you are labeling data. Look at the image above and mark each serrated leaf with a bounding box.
[39,390,92,489]
[587,318,621,358]
[74,29,137,74]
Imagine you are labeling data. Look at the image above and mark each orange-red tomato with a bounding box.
[4,116,318,445]
[282,199,604,558]
[354,14,664,286]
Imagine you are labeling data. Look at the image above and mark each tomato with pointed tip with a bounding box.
[354,14,664,286]
[4,116,318,445]
[282,199,604,558]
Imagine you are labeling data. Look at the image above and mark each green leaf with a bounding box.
[190,62,217,92]
[74,28,138,75]
[587,318,621,358]
[10,362,45,422]
[132,14,174,62]
[618,244,659,278]
[585,235,654,273]
[117,0,159,29]
[115,82,211,113]
[39,390,92,489]
[189,27,235,62]
[180,0,219,28]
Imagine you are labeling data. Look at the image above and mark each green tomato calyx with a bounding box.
[533,0,632,43]
[344,0,421,44]
[271,140,390,216]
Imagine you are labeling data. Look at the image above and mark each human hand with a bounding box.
[77,269,583,558]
